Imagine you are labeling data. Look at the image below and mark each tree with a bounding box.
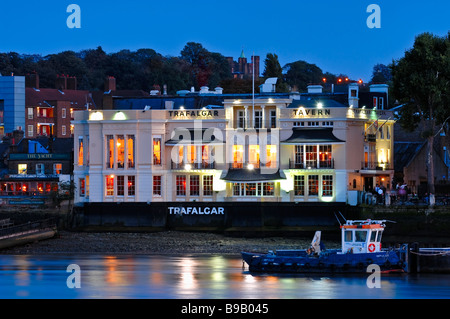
[391,32,450,204]
[370,63,392,84]
[283,60,323,92]
[263,53,289,92]
[180,42,211,88]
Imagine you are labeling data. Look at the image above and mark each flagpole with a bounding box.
[252,51,255,128]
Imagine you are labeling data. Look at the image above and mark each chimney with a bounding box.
[348,83,359,108]
[12,129,24,145]
[214,87,223,94]
[200,86,209,94]
[104,76,116,92]
[66,76,77,90]
[165,101,174,110]
[25,73,39,89]
[307,85,323,94]
[56,75,67,90]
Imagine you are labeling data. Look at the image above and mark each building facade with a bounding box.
[0,75,25,136]
[73,84,394,206]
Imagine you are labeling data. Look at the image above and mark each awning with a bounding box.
[281,128,345,145]
[165,128,225,145]
[222,168,286,182]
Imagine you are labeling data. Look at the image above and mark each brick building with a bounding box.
[226,50,260,79]
[25,73,95,138]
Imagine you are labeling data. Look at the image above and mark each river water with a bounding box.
[0,254,449,299]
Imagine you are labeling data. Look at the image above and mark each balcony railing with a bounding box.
[228,161,278,169]
[289,158,335,169]
[361,162,392,170]
[171,161,216,170]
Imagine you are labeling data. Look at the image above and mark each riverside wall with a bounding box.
[1,203,450,243]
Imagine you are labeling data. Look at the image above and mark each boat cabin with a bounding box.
[340,220,385,254]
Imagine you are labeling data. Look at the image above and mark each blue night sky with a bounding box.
[1,0,449,82]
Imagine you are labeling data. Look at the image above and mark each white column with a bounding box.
[244,105,249,129]
[261,105,266,129]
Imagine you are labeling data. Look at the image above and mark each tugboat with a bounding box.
[241,219,407,273]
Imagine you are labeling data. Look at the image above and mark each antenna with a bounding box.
[338,211,347,223]
[334,212,342,226]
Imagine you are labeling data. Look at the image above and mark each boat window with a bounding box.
[355,230,367,242]
[376,230,383,242]
[344,230,353,242]
[370,230,377,242]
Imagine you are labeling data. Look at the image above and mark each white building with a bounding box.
[72,84,394,207]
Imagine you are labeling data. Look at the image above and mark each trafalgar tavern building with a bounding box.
[72,79,394,221]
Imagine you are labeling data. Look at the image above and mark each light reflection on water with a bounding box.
[0,254,449,299]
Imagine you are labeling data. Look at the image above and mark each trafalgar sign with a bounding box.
[168,206,225,215]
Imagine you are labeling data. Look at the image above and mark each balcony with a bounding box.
[171,161,216,170]
[361,162,392,171]
[289,158,335,169]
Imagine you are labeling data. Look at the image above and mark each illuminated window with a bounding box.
[319,145,332,168]
[294,145,304,168]
[153,136,161,165]
[18,164,27,175]
[305,145,317,168]
[127,135,135,169]
[127,176,135,196]
[246,183,257,196]
[70,124,74,135]
[79,178,85,197]
[38,182,44,194]
[308,175,319,196]
[232,145,244,168]
[322,175,333,196]
[262,182,274,196]
[190,175,199,196]
[78,137,83,166]
[153,176,162,196]
[203,175,213,196]
[106,135,114,169]
[106,175,114,196]
[187,145,197,164]
[202,145,211,167]
[117,175,124,196]
[52,163,61,175]
[176,175,186,196]
[177,145,184,165]
[294,175,305,196]
[233,183,244,196]
[232,182,275,196]
[117,135,124,169]
[266,145,277,168]
[248,145,260,166]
